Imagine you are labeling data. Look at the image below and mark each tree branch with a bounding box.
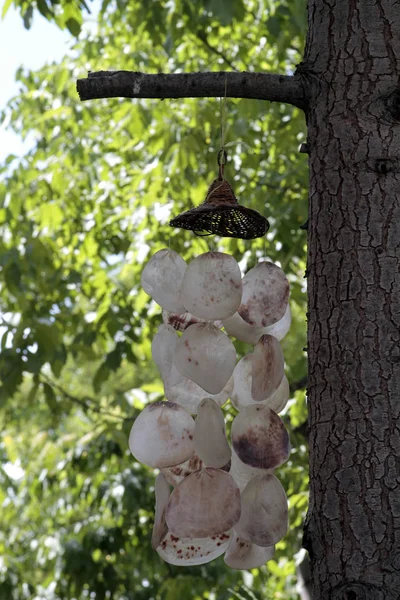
[196,33,239,71]
[40,373,132,422]
[76,70,306,110]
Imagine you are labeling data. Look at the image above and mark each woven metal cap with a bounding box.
[169,177,269,240]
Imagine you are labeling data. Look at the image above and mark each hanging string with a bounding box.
[218,75,253,180]
[195,233,213,255]
[195,235,201,256]
[209,234,217,254]
[218,76,228,180]
[220,75,228,151]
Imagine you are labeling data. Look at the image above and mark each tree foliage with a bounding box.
[0,1,309,598]
[1,0,90,34]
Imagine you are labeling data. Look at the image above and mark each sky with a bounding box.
[0,6,95,161]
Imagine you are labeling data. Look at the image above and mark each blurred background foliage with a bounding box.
[0,0,309,598]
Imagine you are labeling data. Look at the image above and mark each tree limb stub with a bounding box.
[76,70,306,109]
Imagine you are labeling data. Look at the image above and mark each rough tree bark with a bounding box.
[302,1,400,598]
[77,0,400,597]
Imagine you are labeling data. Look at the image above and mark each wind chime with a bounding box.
[128,102,293,569]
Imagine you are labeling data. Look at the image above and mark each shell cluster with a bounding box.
[130,249,292,569]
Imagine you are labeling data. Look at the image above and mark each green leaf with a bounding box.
[93,364,110,393]
[104,348,122,372]
[1,0,13,19]
[27,381,40,403]
[35,322,62,357]
[36,0,53,18]
[0,208,7,225]
[24,351,46,374]
[63,2,82,35]
[4,262,21,296]
[0,386,9,409]
[65,17,81,36]
[43,382,58,413]
[50,344,67,378]
[266,15,282,39]
[22,5,33,29]
[205,0,244,25]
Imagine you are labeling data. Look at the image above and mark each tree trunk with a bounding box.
[303,0,400,598]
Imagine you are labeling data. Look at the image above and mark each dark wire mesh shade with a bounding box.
[170,204,269,239]
[169,178,269,240]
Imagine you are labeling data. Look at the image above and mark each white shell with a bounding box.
[223,303,291,344]
[265,375,290,413]
[222,312,265,344]
[165,467,241,538]
[141,249,187,313]
[231,354,254,410]
[128,401,195,468]
[181,252,242,320]
[162,455,205,487]
[263,303,292,341]
[238,262,289,328]
[157,531,231,566]
[174,323,236,395]
[229,449,273,492]
[194,398,231,468]
[252,335,284,401]
[151,324,183,388]
[231,355,289,412]
[231,404,290,470]
[224,532,275,570]
[162,309,221,332]
[151,473,170,549]
[165,374,233,414]
[235,475,288,547]
[162,454,231,487]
